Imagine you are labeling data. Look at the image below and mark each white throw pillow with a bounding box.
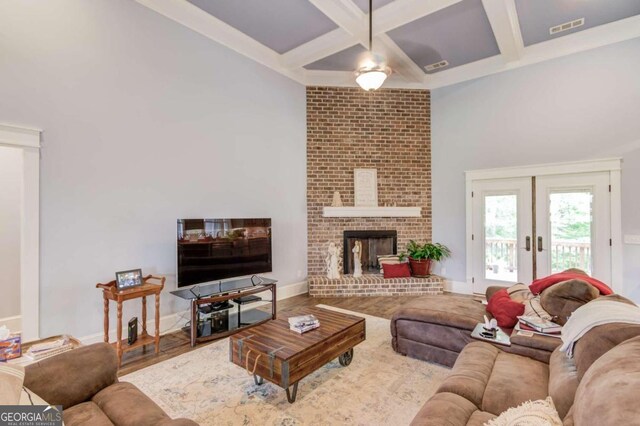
[486,396,563,426]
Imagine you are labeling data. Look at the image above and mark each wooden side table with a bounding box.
[96,275,165,366]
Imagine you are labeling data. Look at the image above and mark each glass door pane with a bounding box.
[484,194,518,282]
[549,191,593,274]
[471,177,533,294]
[535,172,610,282]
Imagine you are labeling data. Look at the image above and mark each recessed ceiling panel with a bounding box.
[187,0,338,54]
[352,0,396,13]
[304,45,368,71]
[387,0,500,73]
[516,0,640,46]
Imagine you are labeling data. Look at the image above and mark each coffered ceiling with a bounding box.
[136,0,640,89]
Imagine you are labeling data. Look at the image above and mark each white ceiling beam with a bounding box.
[282,28,359,69]
[426,14,640,89]
[482,0,524,62]
[374,0,462,35]
[308,0,367,38]
[308,0,425,83]
[374,34,426,83]
[287,0,462,69]
[134,0,305,83]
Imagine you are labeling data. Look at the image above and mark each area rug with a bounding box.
[122,305,449,425]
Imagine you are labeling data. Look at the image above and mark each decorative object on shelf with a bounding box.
[96,275,165,366]
[354,0,391,90]
[352,240,363,278]
[354,168,378,207]
[326,242,342,280]
[332,191,343,207]
[128,317,138,345]
[115,268,144,290]
[402,241,451,277]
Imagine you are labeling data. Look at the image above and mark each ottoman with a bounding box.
[391,292,559,367]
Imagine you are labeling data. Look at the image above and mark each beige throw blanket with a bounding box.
[560,299,640,357]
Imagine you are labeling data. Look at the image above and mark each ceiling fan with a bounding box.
[354,0,391,90]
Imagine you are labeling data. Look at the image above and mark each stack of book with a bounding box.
[25,336,73,361]
[516,316,562,338]
[288,314,320,334]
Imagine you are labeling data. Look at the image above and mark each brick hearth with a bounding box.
[306,87,435,296]
[308,275,444,297]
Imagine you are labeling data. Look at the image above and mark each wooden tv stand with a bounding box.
[170,276,277,347]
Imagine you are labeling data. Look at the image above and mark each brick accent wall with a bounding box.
[306,86,432,279]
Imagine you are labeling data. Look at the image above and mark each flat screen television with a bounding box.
[177,218,272,288]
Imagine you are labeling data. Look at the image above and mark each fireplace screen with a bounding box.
[343,230,398,275]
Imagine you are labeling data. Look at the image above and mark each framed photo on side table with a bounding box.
[115,268,144,290]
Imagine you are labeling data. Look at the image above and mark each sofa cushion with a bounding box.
[482,351,549,415]
[436,342,501,408]
[571,335,640,425]
[24,342,118,409]
[64,401,114,426]
[93,382,169,426]
[539,279,599,325]
[410,392,495,426]
[547,348,579,419]
[486,289,524,328]
[573,321,640,380]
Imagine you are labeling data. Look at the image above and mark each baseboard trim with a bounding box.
[0,315,22,333]
[78,280,309,345]
[443,279,473,295]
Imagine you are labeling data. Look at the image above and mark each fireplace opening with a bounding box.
[343,230,398,275]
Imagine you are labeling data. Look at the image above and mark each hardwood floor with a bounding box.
[117,292,473,376]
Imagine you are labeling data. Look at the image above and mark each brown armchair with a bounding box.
[24,343,197,426]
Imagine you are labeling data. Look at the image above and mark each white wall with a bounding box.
[432,38,640,301]
[0,146,22,320]
[0,0,307,338]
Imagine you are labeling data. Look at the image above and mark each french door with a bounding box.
[470,171,613,294]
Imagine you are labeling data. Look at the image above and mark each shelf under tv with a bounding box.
[170,276,277,347]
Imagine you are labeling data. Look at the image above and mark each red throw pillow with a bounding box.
[486,288,525,328]
[383,263,411,279]
[530,272,613,296]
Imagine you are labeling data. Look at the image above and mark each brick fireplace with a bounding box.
[306,87,444,297]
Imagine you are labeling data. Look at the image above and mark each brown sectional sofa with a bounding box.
[410,324,640,425]
[24,343,197,426]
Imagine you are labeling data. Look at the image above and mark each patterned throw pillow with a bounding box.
[0,363,25,405]
[486,396,563,426]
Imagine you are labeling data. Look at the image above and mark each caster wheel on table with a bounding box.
[338,348,354,366]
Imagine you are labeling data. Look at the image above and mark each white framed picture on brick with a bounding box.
[354,168,378,207]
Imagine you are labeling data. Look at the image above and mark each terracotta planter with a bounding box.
[409,258,432,277]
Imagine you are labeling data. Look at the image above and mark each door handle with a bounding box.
[525,236,531,252]
[537,236,543,252]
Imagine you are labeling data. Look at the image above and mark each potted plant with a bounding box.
[402,240,451,277]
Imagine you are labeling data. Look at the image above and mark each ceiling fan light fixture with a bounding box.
[355,66,390,91]
[355,0,391,91]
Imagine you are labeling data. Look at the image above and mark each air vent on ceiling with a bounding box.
[425,60,449,72]
[549,18,584,35]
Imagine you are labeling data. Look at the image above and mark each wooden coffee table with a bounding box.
[229,306,366,403]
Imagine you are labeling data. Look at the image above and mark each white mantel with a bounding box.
[322,206,422,218]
